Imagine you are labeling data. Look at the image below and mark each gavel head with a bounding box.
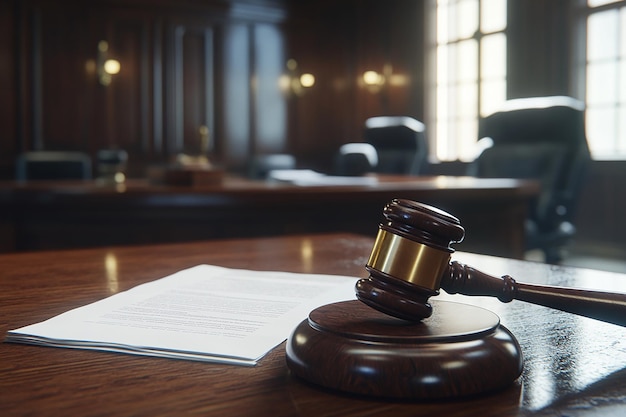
[356,199,465,321]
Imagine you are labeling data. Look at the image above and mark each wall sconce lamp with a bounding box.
[362,70,385,89]
[360,64,408,93]
[97,40,121,86]
[280,59,315,96]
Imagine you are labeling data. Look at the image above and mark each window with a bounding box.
[427,0,507,161]
[580,0,626,158]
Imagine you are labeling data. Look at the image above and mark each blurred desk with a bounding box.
[0,175,538,257]
[1,233,626,416]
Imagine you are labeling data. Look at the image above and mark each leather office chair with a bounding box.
[16,151,93,181]
[363,116,429,175]
[334,143,378,176]
[467,96,590,263]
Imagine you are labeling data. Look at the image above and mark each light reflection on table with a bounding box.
[447,252,626,411]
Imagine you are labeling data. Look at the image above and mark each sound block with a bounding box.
[286,300,523,399]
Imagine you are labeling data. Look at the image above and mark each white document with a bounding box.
[5,265,358,366]
[267,169,378,186]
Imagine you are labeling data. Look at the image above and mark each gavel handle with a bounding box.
[443,261,626,327]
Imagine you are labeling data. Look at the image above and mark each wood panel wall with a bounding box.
[3,0,292,177]
[507,0,575,98]
[0,0,17,179]
[572,160,626,258]
[0,0,590,178]
[1,0,625,253]
[283,0,425,172]
[0,0,426,178]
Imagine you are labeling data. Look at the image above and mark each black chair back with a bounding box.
[16,151,92,181]
[468,96,590,262]
[334,143,378,176]
[364,116,429,175]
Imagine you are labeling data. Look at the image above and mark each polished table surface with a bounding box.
[0,175,538,257]
[3,233,625,416]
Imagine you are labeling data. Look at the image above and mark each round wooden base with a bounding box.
[286,300,523,400]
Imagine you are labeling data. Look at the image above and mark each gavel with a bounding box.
[356,199,626,327]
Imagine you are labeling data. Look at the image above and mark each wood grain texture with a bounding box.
[286,300,523,399]
[1,233,626,416]
[0,175,538,258]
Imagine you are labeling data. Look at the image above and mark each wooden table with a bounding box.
[2,233,626,416]
[0,175,538,258]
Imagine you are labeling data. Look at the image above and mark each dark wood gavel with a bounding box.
[356,199,626,327]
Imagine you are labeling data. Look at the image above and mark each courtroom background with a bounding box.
[0,0,624,257]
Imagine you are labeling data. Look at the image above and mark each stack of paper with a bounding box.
[5,265,358,366]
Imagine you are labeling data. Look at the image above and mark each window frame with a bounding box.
[425,0,508,162]
[573,0,626,160]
